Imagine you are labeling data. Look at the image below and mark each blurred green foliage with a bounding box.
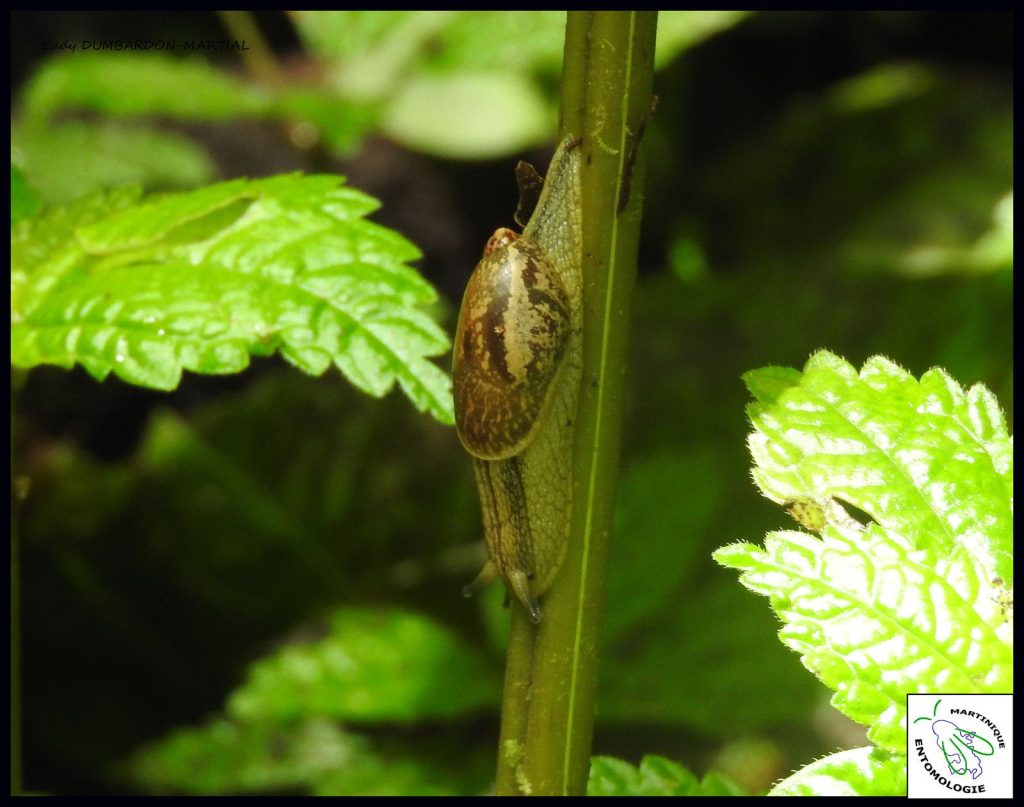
[11,10,1011,797]
[588,755,747,796]
[12,10,750,202]
[129,715,493,795]
[11,165,42,226]
[128,609,500,795]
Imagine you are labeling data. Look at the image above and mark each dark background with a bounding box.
[11,11,1013,795]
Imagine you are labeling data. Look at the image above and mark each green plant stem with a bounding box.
[494,11,657,796]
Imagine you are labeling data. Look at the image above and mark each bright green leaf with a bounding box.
[11,174,455,423]
[743,351,1012,583]
[769,747,906,796]
[716,352,1013,757]
[716,521,1012,752]
[11,185,141,316]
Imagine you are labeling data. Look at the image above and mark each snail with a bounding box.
[453,135,583,623]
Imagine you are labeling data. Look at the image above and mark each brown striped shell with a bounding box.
[453,230,571,460]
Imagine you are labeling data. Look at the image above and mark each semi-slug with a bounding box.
[453,135,583,623]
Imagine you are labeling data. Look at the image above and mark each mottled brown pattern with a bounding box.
[453,239,570,461]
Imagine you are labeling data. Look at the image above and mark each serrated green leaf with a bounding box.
[11,174,455,423]
[716,522,1012,752]
[11,185,142,316]
[769,747,906,796]
[227,608,499,723]
[588,755,746,796]
[744,350,1012,583]
[716,353,1013,755]
[78,177,255,251]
